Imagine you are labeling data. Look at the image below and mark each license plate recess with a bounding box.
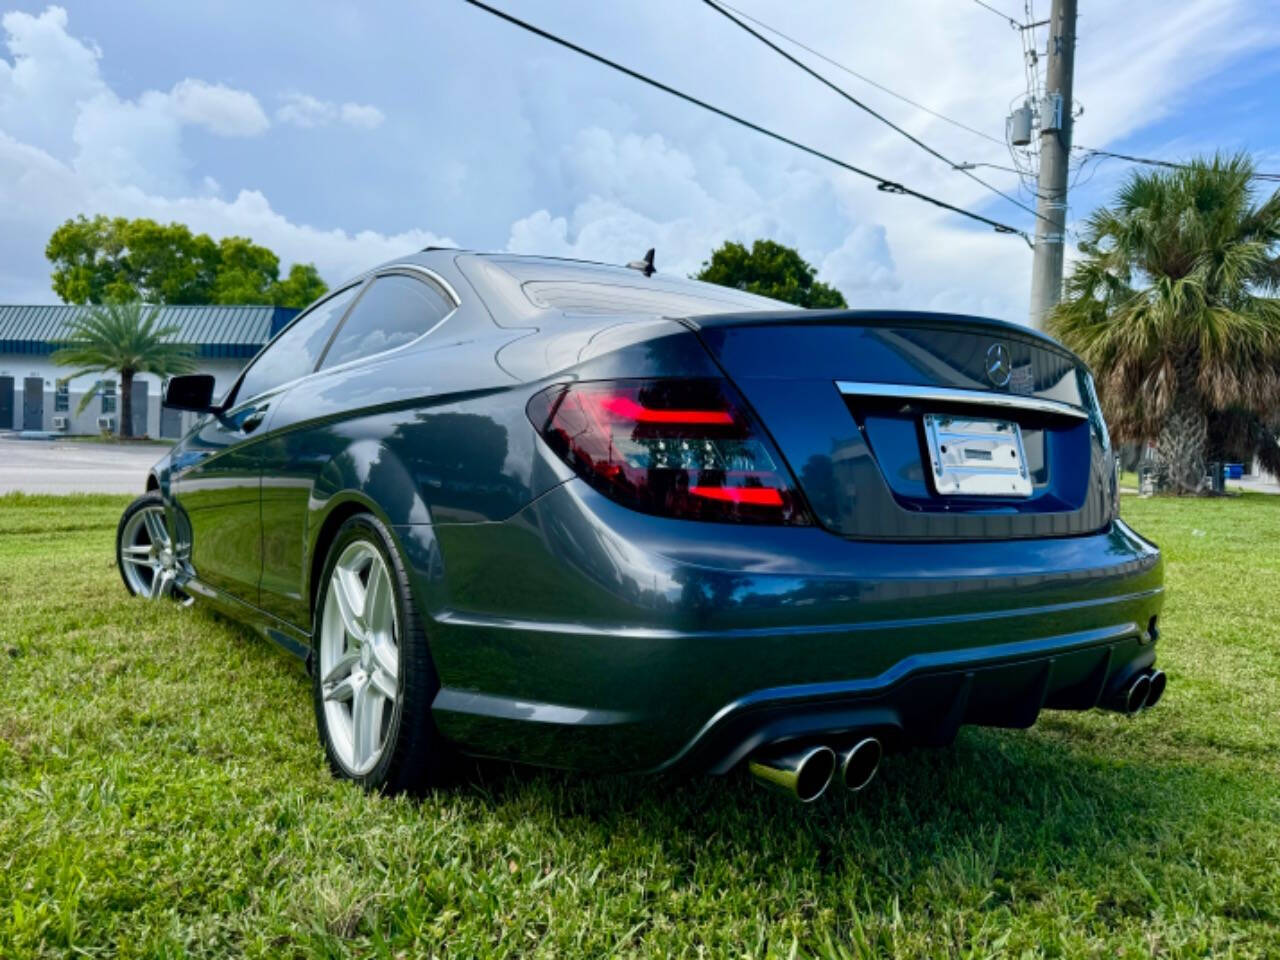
[923,414,1031,497]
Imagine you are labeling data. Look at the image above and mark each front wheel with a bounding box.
[116,492,189,603]
[312,513,454,794]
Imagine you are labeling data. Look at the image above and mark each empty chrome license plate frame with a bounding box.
[923,414,1032,497]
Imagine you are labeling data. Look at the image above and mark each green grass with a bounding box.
[1,493,1278,958]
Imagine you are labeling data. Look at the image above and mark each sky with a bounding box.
[1,0,1278,323]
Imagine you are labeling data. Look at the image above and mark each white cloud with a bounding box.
[169,78,269,137]
[506,126,902,304]
[0,6,103,155]
[339,102,385,129]
[274,92,329,129]
[277,92,385,130]
[1,6,270,199]
[0,6,436,302]
[495,0,1279,322]
[0,131,451,292]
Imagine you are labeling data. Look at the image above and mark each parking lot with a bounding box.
[0,435,167,494]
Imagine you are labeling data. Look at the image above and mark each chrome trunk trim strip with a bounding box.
[836,380,1088,420]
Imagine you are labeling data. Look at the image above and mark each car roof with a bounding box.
[398,249,1066,349]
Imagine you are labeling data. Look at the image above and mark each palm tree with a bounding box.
[1048,154,1280,493]
[52,302,196,438]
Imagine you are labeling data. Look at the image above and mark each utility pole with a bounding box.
[1027,0,1077,329]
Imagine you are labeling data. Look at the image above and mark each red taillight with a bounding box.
[527,379,810,524]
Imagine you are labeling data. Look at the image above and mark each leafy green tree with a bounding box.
[211,235,281,305]
[46,215,328,308]
[695,239,847,308]
[52,302,196,438]
[1048,155,1280,493]
[272,263,330,309]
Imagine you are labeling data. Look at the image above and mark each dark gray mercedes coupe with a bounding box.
[117,249,1165,801]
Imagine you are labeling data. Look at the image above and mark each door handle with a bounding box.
[241,408,268,434]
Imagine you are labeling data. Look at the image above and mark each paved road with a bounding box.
[1231,475,1280,495]
[0,436,168,494]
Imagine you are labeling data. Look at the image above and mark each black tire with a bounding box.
[311,512,455,794]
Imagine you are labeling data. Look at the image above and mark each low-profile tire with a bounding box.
[116,491,188,602]
[311,512,454,794]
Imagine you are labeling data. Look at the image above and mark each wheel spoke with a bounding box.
[369,662,397,701]
[351,679,384,769]
[121,552,154,567]
[149,569,170,599]
[363,561,393,638]
[323,674,357,704]
[142,510,170,549]
[330,567,367,643]
[321,650,360,687]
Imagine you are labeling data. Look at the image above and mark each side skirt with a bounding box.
[183,576,313,667]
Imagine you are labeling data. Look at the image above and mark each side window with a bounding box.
[319,274,454,371]
[234,284,360,403]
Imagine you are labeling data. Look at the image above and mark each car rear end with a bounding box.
[425,299,1164,792]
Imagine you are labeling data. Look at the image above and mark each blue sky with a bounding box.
[1,1,1278,321]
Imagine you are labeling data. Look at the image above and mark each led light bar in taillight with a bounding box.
[527,378,810,524]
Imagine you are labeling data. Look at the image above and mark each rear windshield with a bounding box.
[522,279,781,317]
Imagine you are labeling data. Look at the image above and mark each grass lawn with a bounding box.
[1,493,1278,958]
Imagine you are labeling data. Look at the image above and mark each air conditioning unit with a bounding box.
[96,416,116,432]
[52,415,69,431]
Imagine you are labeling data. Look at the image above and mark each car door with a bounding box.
[170,284,363,606]
[257,269,459,627]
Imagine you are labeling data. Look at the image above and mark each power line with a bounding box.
[462,0,1032,242]
[1073,146,1280,182]
[700,0,1052,230]
[711,0,1005,148]
[971,0,1022,30]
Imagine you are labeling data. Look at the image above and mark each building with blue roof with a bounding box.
[0,304,298,436]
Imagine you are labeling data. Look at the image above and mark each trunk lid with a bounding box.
[683,310,1115,541]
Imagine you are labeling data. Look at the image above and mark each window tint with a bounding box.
[319,275,454,370]
[235,285,360,402]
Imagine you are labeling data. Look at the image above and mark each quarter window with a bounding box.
[234,284,361,403]
[319,274,454,371]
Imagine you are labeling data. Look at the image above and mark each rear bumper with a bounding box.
[400,479,1163,774]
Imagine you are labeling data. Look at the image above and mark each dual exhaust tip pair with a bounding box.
[1115,668,1168,715]
[748,736,882,803]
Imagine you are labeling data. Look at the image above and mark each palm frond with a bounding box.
[1051,154,1280,445]
[52,302,197,381]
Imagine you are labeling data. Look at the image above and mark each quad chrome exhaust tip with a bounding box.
[748,736,885,801]
[839,737,883,793]
[748,744,837,803]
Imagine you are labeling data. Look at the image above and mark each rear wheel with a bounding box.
[312,513,453,793]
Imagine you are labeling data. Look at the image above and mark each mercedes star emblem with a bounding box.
[985,343,1012,387]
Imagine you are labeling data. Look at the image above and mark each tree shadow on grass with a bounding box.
[459,725,1259,914]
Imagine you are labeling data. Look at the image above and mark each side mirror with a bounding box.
[163,374,217,413]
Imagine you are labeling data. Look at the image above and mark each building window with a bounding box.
[100,379,117,414]
[54,380,69,413]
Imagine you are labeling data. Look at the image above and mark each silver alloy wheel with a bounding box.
[318,539,401,777]
[119,504,188,602]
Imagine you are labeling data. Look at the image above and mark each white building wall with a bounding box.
[0,355,248,437]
